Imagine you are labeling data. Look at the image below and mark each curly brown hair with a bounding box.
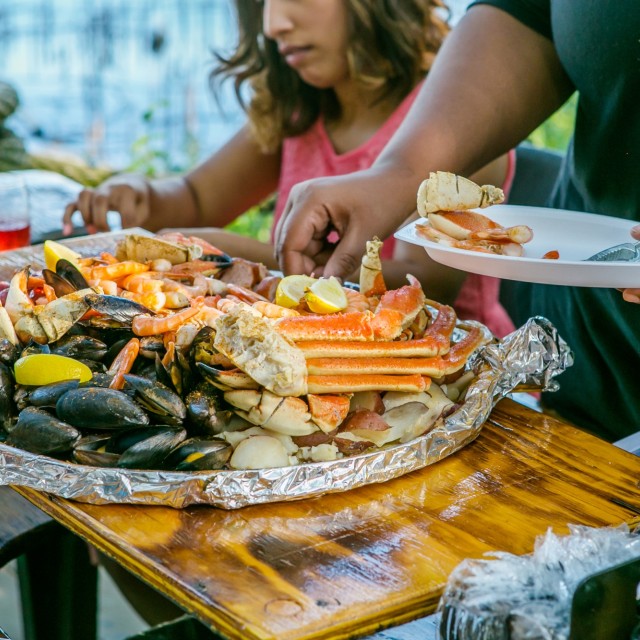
[211,0,450,152]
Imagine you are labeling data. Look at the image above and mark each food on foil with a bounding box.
[0,232,491,473]
[416,171,534,257]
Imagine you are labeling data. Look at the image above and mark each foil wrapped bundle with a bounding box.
[0,316,571,509]
[439,524,640,640]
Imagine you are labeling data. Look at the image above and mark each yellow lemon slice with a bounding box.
[305,277,348,314]
[43,240,82,272]
[14,354,93,386]
[275,274,317,308]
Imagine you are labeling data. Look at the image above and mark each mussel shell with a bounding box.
[56,387,150,429]
[184,383,228,435]
[29,379,80,408]
[42,269,76,297]
[50,334,108,361]
[200,252,232,265]
[80,372,114,388]
[112,425,187,469]
[85,294,155,324]
[7,407,81,455]
[0,338,21,366]
[164,437,232,471]
[0,362,16,428]
[57,259,90,290]
[139,336,165,359]
[124,374,187,423]
[73,434,119,467]
[21,340,51,357]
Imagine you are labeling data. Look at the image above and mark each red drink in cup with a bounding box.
[0,173,31,251]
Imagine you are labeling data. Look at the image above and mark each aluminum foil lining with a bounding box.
[0,316,571,509]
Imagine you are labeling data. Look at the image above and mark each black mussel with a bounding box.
[85,294,155,325]
[139,336,165,359]
[164,437,232,471]
[56,259,89,290]
[0,362,16,429]
[79,372,114,388]
[50,334,108,361]
[13,385,30,412]
[131,358,157,381]
[29,379,80,408]
[156,344,193,396]
[43,268,76,297]
[76,358,107,374]
[200,251,232,265]
[189,326,220,367]
[21,340,51,357]
[185,382,228,435]
[123,374,186,424]
[0,338,21,366]
[56,387,150,429]
[7,407,81,455]
[73,434,119,467]
[107,425,187,469]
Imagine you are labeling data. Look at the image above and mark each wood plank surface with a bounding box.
[14,400,640,640]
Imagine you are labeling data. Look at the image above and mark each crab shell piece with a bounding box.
[417,171,504,216]
[214,306,308,397]
[223,388,350,437]
[115,234,203,265]
[14,287,95,344]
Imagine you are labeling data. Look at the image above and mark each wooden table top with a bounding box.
[15,399,640,640]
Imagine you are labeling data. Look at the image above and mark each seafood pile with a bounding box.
[0,231,490,473]
[416,171,534,256]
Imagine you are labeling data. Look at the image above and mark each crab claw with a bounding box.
[14,288,94,345]
[4,267,33,326]
[224,389,319,437]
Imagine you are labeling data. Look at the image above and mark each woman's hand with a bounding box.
[62,174,152,235]
[275,170,417,279]
[621,224,640,303]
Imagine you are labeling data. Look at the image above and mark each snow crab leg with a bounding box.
[306,326,487,377]
[274,276,426,342]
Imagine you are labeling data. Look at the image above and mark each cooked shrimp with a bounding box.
[132,304,200,336]
[108,337,140,390]
[90,260,150,281]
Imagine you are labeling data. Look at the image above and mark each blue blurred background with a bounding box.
[1,0,467,173]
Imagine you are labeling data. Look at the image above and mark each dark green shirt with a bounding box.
[470,0,640,441]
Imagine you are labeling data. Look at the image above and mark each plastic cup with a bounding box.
[0,173,31,251]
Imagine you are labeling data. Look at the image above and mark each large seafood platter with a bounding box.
[0,230,571,509]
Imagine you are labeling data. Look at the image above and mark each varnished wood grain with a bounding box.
[15,400,640,640]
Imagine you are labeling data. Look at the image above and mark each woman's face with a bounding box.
[262,0,350,89]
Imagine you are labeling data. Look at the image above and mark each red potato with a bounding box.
[340,409,389,433]
[292,428,338,448]
[348,390,385,415]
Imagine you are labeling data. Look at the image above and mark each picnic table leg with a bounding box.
[17,527,98,640]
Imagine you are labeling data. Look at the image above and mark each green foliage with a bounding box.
[126,101,201,177]
[526,93,577,152]
[225,195,275,242]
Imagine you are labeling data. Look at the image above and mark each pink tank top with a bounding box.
[273,84,517,338]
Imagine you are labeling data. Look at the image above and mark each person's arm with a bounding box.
[275,5,574,279]
[63,125,280,234]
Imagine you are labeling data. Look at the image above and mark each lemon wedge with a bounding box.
[305,277,348,314]
[14,354,93,386]
[43,240,82,272]
[275,274,317,308]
